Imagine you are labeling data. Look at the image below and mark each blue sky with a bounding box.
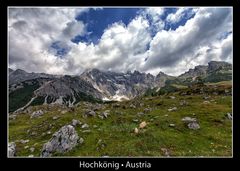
[9,7,233,76]
[72,8,140,44]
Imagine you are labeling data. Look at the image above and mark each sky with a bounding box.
[8,7,233,76]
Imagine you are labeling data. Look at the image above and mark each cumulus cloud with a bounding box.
[8,7,232,76]
[142,7,232,76]
[166,7,189,23]
[8,7,88,74]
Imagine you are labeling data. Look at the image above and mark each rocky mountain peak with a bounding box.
[207,61,232,72]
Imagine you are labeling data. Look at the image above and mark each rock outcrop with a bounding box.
[41,125,80,157]
[8,142,16,157]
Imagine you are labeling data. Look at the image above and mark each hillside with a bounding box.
[9,81,232,157]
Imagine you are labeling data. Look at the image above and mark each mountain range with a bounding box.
[9,61,232,113]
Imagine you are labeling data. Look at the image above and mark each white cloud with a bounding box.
[166,7,188,23]
[9,7,232,77]
[142,7,233,76]
[8,7,88,74]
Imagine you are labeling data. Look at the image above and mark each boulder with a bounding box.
[84,110,96,117]
[31,110,44,119]
[41,125,80,157]
[182,117,200,130]
[72,119,81,127]
[8,142,16,157]
[187,122,200,130]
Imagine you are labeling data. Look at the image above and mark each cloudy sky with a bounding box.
[8,7,232,76]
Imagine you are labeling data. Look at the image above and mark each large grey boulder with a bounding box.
[8,142,16,157]
[41,125,80,157]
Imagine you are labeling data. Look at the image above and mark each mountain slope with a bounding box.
[9,61,232,112]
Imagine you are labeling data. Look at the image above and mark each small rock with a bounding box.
[134,128,139,134]
[81,123,89,129]
[8,142,16,157]
[20,139,29,144]
[79,138,84,144]
[226,113,232,120]
[101,110,110,118]
[168,107,177,112]
[132,119,139,123]
[164,114,168,117]
[72,119,81,127]
[61,110,67,114]
[182,117,197,123]
[85,110,96,117]
[161,148,170,156]
[28,155,34,157]
[187,122,200,130]
[52,116,59,120]
[31,110,44,119]
[47,131,51,135]
[169,124,175,127]
[82,130,91,133]
[203,101,210,104]
[137,112,144,116]
[139,121,147,129]
[169,96,176,99]
[30,147,35,152]
[150,118,154,121]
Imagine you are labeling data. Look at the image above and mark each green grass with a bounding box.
[9,82,232,157]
